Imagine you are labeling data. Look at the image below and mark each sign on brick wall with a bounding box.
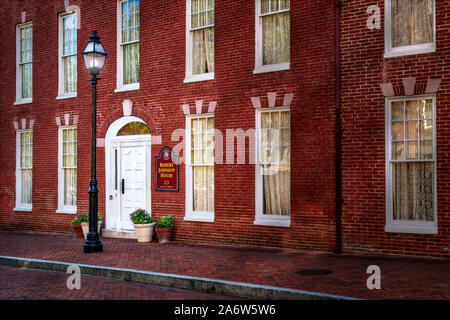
[155,146,179,192]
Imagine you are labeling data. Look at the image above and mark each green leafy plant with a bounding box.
[77,213,102,223]
[130,209,154,225]
[71,217,81,225]
[156,215,174,228]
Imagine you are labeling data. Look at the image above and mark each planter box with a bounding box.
[156,227,172,244]
[71,224,84,239]
[81,222,103,239]
[133,222,156,242]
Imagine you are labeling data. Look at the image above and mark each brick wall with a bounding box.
[340,0,450,258]
[0,1,337,252]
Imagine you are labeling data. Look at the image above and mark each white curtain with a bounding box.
[22,63,32,99]
[63,129,77,206]
[20,132,32,204]
[124,42,139,84]
[193,28,214,74]
[392,162,434,221]
[392,0,434,47]
[192,118,214,212]
[263,164,290,215]
[263,12,290,65]
[64,55,77,94]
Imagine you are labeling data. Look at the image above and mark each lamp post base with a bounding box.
[83,232,103,253]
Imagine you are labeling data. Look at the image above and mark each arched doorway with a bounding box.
[104,116,151,235]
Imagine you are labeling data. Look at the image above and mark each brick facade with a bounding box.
[0,0,448,258]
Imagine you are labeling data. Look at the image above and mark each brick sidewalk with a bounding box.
[0,266,237,300]
[0,231,448,299]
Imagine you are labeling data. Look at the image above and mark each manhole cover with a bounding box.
[296,269,332,276]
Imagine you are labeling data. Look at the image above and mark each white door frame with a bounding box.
[105,116,152,231]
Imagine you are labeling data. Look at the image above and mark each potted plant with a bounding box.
[79,213,103,239]
[155,215,174,244]
[71,216,84,239]
[130,209,155,243]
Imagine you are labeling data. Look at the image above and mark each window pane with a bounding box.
[262,164,290,215]
[22,63,32,99]
[419,99,433,119]
[261,0,270,14]
[64,55,77,94]
[406,141,418,159]
[419,120,433,139]
[193,166,214,212]
[391,0,434,47]
[192,27,214,74]
[262,12,290,65]
[64,168,77,206]
[392,162,434,221]
[124,42,139,84]
[391,101,404,120]
[392,141,404,160]
[21,169,32,204]
[420,140,433,159]
[117,121,150,136]
[405,100,418,119]
[405,121,418,139]
[391,122,404,140]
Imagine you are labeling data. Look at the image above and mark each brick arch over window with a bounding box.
[99,105,160,138]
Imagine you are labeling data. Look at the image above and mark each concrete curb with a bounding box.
[0,255,360,300]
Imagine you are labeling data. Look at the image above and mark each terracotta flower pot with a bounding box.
[81,222,103,239]
[133,222,156,242]
[72,224,84,239]
[156,227,172,244]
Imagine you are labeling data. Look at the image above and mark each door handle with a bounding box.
[121,179,125,194]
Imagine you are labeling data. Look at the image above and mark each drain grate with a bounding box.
[296,269,332,276]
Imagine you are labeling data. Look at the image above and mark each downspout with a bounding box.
[334,0,342,254]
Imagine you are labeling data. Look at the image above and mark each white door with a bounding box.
[119,143,147,230]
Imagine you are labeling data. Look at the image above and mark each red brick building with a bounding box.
[0,0,448,258]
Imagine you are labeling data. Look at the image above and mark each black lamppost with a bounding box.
[82,31,106,253]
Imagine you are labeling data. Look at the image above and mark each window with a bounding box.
[386,97,437,234]
[255,108,290,227]
[254,0,290,74]
[15,23,32,104]
[385,0,435,58]
[185,0,214,83]
[116,0,140,92]
[15,130,33,211]
[58,12,77,99]
[57,126,77,213]
[185,115,214,222]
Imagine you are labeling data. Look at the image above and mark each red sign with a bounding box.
[155,146,179,192]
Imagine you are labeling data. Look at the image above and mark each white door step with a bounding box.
[102,229,137,239]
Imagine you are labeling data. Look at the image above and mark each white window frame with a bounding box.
[384,0,436,58]
[57,11,78,100]
[115,0,140,93]
[56,125,77,214]
[14,129,33,211]
[385,95,438,234]
[184,0,215,83]
[254,0,290,74]
[185,113,215,222]
[15,22,33,105]
[254,106,290,227]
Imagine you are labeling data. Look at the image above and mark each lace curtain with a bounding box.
[392,0,434,47]
[20,132,33,204]
[392,162,434,221]
[261,111,290,215]
[193,28,214,74]
[262,0,290,65]
[192,117,214,212]
[63,128,77,206]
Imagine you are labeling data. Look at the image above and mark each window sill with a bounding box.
[184,72,214,83]
[14,207,32,212]
[253,63,290,75]
[384,45,436,59]
[14,98,32,106]
[184,213,214,223]
[56,208,77,215]
[115,83,140,93]
[56,93,77,100]
[254,216,290,228]
[385,224,437,235]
